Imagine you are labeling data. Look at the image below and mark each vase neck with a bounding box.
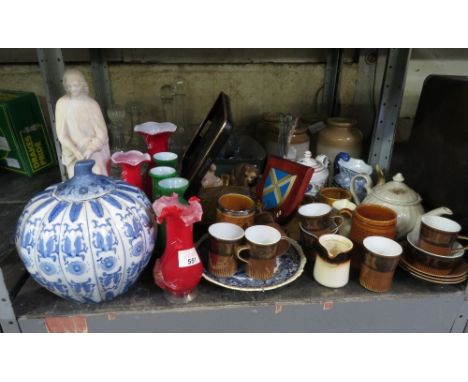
[120,163,144,190]
[164,214,194,249]
[140,132,172,157]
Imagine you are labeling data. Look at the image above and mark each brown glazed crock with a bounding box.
[216,193,256,229]
[349,204,397,269]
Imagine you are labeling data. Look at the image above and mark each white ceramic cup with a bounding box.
[363,236,403,258]
[298,203,331,217]
[208,222,244,242]
[244,225,281,246]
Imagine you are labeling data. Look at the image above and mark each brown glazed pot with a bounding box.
[216,193,256,229]
[349,204,397,268]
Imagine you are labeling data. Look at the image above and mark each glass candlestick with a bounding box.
[107,104,128,153]
[126,101,146,151]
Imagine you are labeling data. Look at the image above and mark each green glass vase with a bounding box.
[148,166,177,201]
[153,151,179,170]
[158,177,189,203]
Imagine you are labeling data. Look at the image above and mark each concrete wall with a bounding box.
[0,61,358,136]
[1,48,465,144]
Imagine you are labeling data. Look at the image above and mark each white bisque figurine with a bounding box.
[55,68,110,178]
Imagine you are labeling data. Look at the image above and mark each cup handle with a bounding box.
[280,236,304,257]
[451,244,468,254]
[236,244,251,264]
[338,209,353,219]
[451,235,468,254]
[332,215,344,229]
[195,233,209,248]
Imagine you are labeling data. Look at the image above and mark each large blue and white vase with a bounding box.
[15,160,156,303]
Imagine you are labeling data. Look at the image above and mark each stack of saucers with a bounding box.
[400,230,468,285]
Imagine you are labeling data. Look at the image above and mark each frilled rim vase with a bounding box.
[152,194,203,303]
[111,150,151,191]
[134,121,177,158]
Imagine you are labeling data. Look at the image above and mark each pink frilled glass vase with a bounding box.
[134,121,177,158]
[152,194,203,303]
[111,150,151,190]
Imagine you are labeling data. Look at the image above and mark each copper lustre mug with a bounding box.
[236,225,295,280]
[208,222,244,278]
[298,203,344,232]
[216,193,256,229]
[419,215,468,256]
[359,236,403,293]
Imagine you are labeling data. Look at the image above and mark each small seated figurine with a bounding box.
[201,163,223,189]
[55,68,111,178]
[229,163,259,188]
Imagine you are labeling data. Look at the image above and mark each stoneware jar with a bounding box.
[15,160,156,303]
[350,172,452,239]
[298,150,330,197]
[316,117,363,166]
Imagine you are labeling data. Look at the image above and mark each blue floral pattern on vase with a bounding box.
[15,160,156,303]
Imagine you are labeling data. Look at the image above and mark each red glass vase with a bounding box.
[152,194,203,303]
[134,122,177,196]
[134,121,177,158]
[111,150,151,191]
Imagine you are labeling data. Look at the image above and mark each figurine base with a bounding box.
[163,289,198,304]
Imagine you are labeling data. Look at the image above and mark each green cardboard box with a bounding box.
[0,90,57,176]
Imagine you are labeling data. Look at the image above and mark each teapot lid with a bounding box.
[372,173,422,206]
[299,151,328,172]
